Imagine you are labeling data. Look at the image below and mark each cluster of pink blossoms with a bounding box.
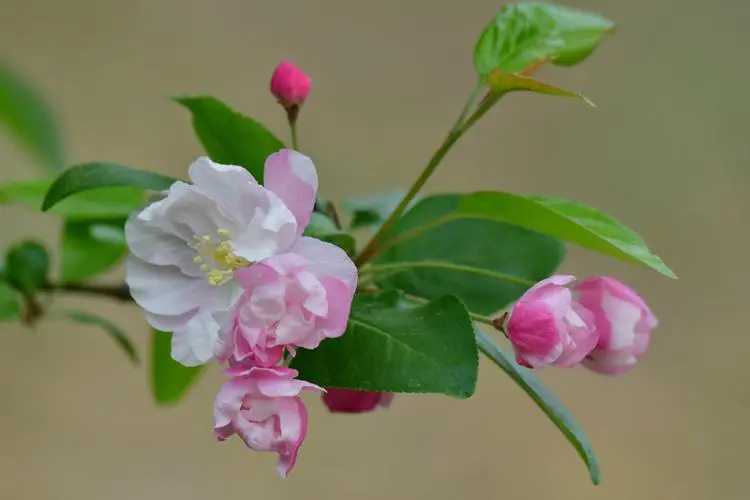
[124,147,389,476]
[123,60,655,478]
[498,275,657,374]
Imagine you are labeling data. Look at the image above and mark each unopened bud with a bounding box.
[270,60,311,109]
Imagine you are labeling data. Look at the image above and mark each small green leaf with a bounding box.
[474,2,614,77]
[0,180,145,219]
[373,194,565,315]
[5,240,49,294]
[0,280,21,321]
[304,212,340,236]
[173,96,284,182]
[61,310,138,364]
[342,190,406,230]
[292,292,479,397]
[459,192,675,278]
[42,162,175,212]
[151,329,205,405]
[487,70,594,106]
[303,213,357,256]
[0,63,64,170]
[61,219,127,282]
[475,328,600,484]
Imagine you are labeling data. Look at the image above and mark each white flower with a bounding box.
[125,150,319,366]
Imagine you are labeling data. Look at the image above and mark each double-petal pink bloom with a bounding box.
[213,366,322,477]
[126,149,357,476]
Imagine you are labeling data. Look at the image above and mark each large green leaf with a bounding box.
[0,180,145,219]
[0,63,64,170]
[475,327,600,484]
[372,194,565,316]
[5,240,49,295]
[459,192,675,278]
[61,310,138,364]
[173,96,285,182]
[0,280,20,321]
[61,219,127,282]
[151,329,205,405]
[42,162,175,212]
[292,291,478,397]
[474,2,614,76]
[342,190,406,230]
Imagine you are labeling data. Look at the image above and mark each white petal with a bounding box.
[290,237,358,290]
[601,290,641,350]
[126,256,217,316]
[232,192,298,261]
[125,213,201,277]
[171,310,222,366]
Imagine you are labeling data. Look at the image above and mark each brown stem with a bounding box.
[43,282,133,301]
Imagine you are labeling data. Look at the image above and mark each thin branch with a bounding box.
[43,282,133,301]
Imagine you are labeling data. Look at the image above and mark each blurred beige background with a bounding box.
[0,0,747,498]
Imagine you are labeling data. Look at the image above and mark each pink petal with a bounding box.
[522,274,576,302]
[506,300,563,363]
[263,150,318,237]
[316,277,354,338]
[275,398,308,478]
[553,304,598,368]
[257,377,322,398]
[290,237,358,290]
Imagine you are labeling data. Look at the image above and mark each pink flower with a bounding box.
[500,275,598,369]
[216,247,356,366]
[573,276,657,375]
[322,389,394,414]
[213,365,322,477]
[270,61,311,108]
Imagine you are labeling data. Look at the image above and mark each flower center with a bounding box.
[190,228,251,286]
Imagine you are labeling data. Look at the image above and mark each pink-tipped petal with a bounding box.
[264,150,318,237]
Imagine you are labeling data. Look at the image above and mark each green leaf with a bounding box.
[304,212,340,235]
[459,192,675,278]
[342,190,406,229]
[61,219,127,282]
[0,180,145,219]
[0,63,64,170]
[487,70,594,106]
[42,162,175,212]
[61,310,138,364]
[474,2,614,77]
[291,291,479,398]
[475,327,600,484]
[151,329,205,405]
[372,194,565,316]
[173,96,285,182]
[0,280,21,321]
[303,213,357,256]
[5,240,49,294]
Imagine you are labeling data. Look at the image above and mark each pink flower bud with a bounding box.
[502,275,598,369]
[573,276,657,375]
[270,61,311,108]
[322,389,394,413]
